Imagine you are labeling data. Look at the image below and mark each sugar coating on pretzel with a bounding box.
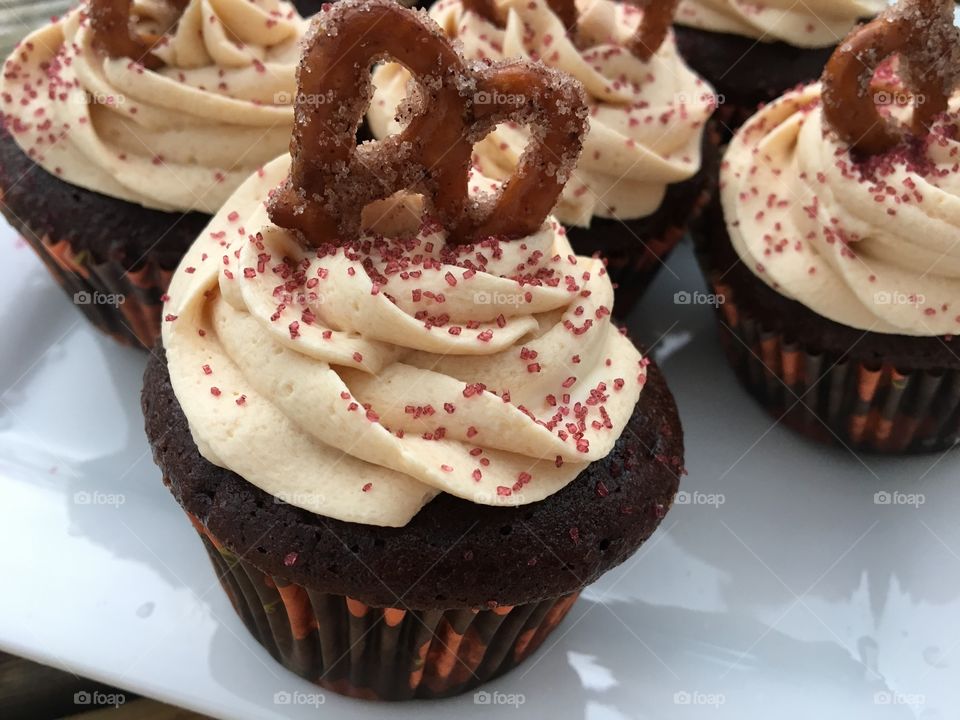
[268,0,588,247]
[822,0,960,154]
[88,0,188,69]
[460,0,677,60]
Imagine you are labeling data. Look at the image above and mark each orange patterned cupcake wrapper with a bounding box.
[18,231,171,348]
[702,272,960,454]
[186,512,580,700]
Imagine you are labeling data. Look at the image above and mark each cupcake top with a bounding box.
[675,0,886,48]
[721,80,960,336]
[0,0,306,213]
[369,0,714,228]
[162,159,649,526]
[162,0,651,528]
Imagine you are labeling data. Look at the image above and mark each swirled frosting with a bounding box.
[675,0,885,48]
[368,0,713,228]
[162,158,650,527]
[1,0,306,213]
[722,82,960,336]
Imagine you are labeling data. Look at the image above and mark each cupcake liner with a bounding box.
[187,513,580,701]
[18,229,170,349]
[699,269,960,454]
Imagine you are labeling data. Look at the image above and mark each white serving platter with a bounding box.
[1,220,958,720]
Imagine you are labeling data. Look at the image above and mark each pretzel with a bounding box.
[88,0,189,70]
[268,0,588,247]
[822,0,960,154]
[460,0,678,61]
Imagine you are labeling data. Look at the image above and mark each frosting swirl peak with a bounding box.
[1,0,306,212]
[722,82,960,337]
[675,0,886,48]
[369,0,714,227]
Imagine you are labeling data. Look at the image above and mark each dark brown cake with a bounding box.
[143,346,684,610]
[673,25,839,134]
[0,125,210,347]
[692,193,960,453]
[567,124,721,317]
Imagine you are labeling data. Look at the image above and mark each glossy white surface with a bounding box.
[0,222,958,720]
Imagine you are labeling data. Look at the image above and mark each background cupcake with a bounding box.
[692,1,960,453]
[0,0,306,347]
[673,0,886,132]
[144,0,685,700]
[369,0,719,316]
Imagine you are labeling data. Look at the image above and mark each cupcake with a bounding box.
[693,0,960,453]
[369,0,719,316]
[673,0,886,131]
[0,0,307,347]
[143,0,684,700]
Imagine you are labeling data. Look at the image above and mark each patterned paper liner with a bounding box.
[696,263,960,454]
[16,229,170,349]
[187,513,580,701]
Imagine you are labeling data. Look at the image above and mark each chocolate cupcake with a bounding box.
[368,0,719,316]
[673,0,885,132]
[292,0,428,15]
[143,0,684,700]
[0,0,307,347]
[692,1,960,453]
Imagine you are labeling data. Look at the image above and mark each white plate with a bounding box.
[0,219,958,720]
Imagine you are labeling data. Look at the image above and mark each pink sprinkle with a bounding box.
[236,395,246,406]
[362,482,373,492]
[210,387,221,397]
[283,552,298,567]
